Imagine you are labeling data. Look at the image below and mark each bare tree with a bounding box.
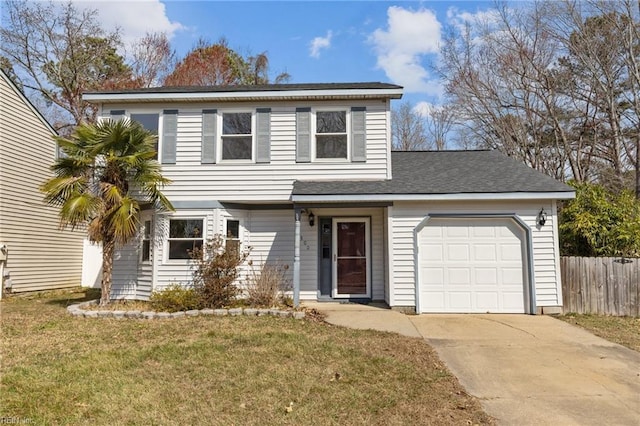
[424,105,456,150]
[391,101,430,150]
[130,32,176,88]
[0,0,134,130]
[438,0,640,188]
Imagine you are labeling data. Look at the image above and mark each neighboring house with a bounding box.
[0,70,84,294]
[83,83,574,314]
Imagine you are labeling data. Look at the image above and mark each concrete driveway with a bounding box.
[412,314,640,426]
[310,303,640,425]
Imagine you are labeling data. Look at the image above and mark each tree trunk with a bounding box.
[100,238,115,306]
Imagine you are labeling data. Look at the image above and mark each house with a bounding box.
[82,83,574,314]
[0,70,85,295]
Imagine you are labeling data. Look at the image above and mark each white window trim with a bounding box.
[140,218,153,264]
[312,108,350,162]
[164,217,205,263]
[128,110,163,161]
[224,218,245,251]
[218,110,256,163]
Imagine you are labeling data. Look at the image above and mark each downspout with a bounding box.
[293,207,301,307]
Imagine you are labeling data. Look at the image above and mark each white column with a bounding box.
[293,207,301,307]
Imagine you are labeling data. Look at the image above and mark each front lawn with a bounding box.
[558,314,640,352]
[1,289,493,425]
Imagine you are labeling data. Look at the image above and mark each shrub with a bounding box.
[150,284,200,312]
[190,235,250,308]
[560,182,640,257]
[245,261,291,308]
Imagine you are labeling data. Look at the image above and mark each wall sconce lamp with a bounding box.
[537,208,547,227]
[308,211,315,227]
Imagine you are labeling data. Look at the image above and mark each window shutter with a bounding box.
[296,108,311,163]
[201,109,217,164]
[256,108,271,163]
[110,110,125,121]
[351,107,366,162]
[162,110,178,165]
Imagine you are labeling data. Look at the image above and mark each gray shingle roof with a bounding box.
[85,82,402,95]
[292,150,574,196]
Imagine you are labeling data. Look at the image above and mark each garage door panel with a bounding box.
[472,226,496,237]
[447,244,470,261]
[501,244,523,261]
[445,226,469,238]
[421,244,443,261]
[422,267,444,285]
[423,292,445,309]
[475,268,498,284]
[502,268,524,285]
[476,292,499,310]
[448,268,471,285]
[474,244,497,261]
[449,292,472,309]
[419,218,527,314]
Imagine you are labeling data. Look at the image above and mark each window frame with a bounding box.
[312,108,350,162]
[141,219,153,263]
[129,111,162,160]
[219,110,255,163]
[165,217,205,262]
[224,219,242,254]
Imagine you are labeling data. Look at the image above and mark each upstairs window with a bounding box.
[222,112,252,160]
[131,113,160,157]
[316,111,347,159]
[168,219,203,260]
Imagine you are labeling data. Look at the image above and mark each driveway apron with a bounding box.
[409,314,640,426]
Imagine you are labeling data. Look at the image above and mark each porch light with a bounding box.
[308,211,315,227]
[537,208,547,226]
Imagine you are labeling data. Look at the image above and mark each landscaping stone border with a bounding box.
[67,300,306,320]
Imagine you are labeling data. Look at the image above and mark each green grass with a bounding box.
[558,313,640,352]
[1,289,493,425]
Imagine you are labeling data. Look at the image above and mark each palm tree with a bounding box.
[41,119,174,305]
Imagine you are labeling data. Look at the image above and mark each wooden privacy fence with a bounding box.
[561,256,640,316]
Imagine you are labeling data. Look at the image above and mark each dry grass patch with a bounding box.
[558,314,640,352]
[1,288,493,425]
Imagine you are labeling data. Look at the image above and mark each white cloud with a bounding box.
[309,30,333,58]
[413,101,434,117]
[72,0,185,48]
[369,6,442,94]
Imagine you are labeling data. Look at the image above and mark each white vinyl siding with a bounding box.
[101,100,390,203]
[390,200,562,310]
[0,73,84,292]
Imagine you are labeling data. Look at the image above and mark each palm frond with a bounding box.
[106,197,140,244]
[41,176,89,206]
[60,193,101,228]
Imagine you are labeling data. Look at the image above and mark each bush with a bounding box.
[560,181,640,257]
[150,284,200,312]
[245,261,291,308]
[190,235,250,308]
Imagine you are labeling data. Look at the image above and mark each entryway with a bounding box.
[318,217,371,299]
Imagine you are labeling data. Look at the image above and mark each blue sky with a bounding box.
[78,0,494,109]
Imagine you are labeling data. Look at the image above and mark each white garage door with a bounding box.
[418,218,527,313]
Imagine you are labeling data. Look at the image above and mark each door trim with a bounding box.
[332,217,371,298]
